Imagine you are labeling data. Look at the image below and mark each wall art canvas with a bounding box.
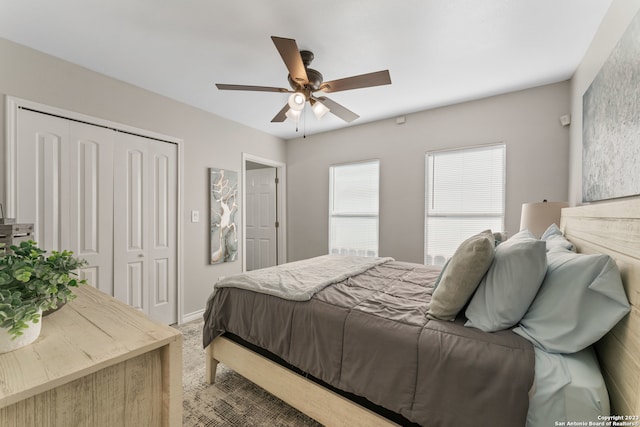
[582,10,640,202]
[210,168,238,264]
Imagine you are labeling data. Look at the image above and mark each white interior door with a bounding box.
[246,167,277,270]
[113,134,148,312]
[16,110,71,252]
[113,132,177,324]
[147,138,177,323]
[17,110,115,294]
[67,122,115,295]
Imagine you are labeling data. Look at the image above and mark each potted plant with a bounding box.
[0,240,87,352]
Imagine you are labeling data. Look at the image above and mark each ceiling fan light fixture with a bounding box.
[285,108,301,123]
[311,100,330,119]
[288,91,306,111]
[215,36,392,125]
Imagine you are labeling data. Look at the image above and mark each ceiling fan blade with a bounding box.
[315,96,360,123]
[319,70,391,93]
[271,36,309,86]
[271,104,290,122]
[216,84,290,93]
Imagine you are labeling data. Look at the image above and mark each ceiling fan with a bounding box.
[216,36,392,124]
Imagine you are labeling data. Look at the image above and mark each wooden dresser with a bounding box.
[0,285,182,426]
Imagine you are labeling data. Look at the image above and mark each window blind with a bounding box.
[424,144,505,265]
[329,160,379,257]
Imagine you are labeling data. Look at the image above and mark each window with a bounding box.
[425,144,505,265]
[329,160,379,257]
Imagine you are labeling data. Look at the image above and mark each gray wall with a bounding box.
[4,18,606,315]
[0,37,287,319]
[569,0,640,205]
[286,82,571,264]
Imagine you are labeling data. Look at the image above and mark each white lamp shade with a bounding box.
[311,100,330,119]
[285,108,301,123]
[520,201,569,238]
[288,92,306,111]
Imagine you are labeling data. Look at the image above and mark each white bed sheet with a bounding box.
[527,346,609,427]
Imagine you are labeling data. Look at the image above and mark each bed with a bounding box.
[203,198,640,426]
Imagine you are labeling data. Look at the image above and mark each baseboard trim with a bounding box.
[182,309,205,324]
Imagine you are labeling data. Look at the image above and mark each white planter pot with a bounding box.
[0,311,43,353]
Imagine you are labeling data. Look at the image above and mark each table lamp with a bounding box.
[519,200,569,238]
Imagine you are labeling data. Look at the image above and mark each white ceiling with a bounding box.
[0,0,612,140]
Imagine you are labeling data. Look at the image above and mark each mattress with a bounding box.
[203,259,535,427]
[527,346,610,427]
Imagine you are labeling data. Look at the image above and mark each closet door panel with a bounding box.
[113,133,177,324]
[148,143,177,324]
[68,122,115,295]
[16,110,70,252]
[114,137,149,314]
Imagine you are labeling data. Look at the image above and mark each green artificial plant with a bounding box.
[0,240,87,338]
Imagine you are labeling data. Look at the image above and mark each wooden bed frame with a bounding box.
[206,336,396,426]
[561,198,640,417]
[205,198,640,424]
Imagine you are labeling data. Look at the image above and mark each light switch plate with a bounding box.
[191,210,199,223]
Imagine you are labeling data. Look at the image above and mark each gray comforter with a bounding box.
[213,255,393,301]
[203,259,534,427]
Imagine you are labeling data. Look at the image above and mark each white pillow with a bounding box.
[541,223,576,252]
[465,229,547,332]
[513,249,630,353]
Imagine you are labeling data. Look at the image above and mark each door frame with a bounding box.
[4,95,185,324]
[241,153,287,272]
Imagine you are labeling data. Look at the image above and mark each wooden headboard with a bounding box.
[560,198,640,416]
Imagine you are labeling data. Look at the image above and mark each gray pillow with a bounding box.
[513,249,630,353]
[465,229,547,332]
[427,230,495,321]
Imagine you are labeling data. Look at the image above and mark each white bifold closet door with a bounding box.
[16,109,177,324]
[113,132,177,324]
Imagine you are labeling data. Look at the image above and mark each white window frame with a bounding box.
[329,159,380,257]
[424,143,506,265]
